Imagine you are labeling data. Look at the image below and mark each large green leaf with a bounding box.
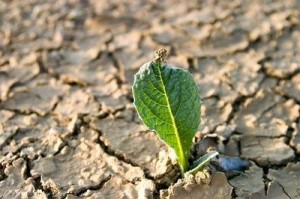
[132,61,201,172]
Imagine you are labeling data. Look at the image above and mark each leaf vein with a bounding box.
[147,75,164,95]
[136,91,173,126]
[140,87,167,107]
[177,98,198,129]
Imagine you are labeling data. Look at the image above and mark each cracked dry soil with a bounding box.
[0,0,300,198]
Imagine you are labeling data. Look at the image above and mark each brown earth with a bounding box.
[0,0,300,198]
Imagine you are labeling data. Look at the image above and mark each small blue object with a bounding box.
[214,155,250,172]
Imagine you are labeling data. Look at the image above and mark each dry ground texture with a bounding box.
[0,0,300,198]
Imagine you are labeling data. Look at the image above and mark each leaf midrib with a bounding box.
[155,62,186,170]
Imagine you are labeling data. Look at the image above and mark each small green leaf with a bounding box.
[186,151,219,176]
[132,61,201,172]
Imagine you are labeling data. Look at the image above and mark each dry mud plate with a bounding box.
[0,0,300,199]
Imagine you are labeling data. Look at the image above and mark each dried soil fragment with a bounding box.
[279,74,300,102]
[0,76,18,101]
[0,110,14,123]
[240,137,294,166]
[1,59,39,83]
[0,61,39,100]
[248,11,295,41]
[161,172,232,199]
[56,53,118,96]
[31,140,145,197]
[267,181,290,199]
[224,138,239,157]
[154,150,181,186]
[200,98,232,134]
[150,25,186,45]
[219,51,265,96]
[1,115,64,158]
[13,33,63,52]
[62,49,101,65]
[91,117,163,176]
[178,32,249,58]
[0,158,42,198]
[1,90,57,116]
[1,79,69,116]
[264,60,300,79]
[291,122,300,153]
[264,30,300,78]
[268,163,300,199]
[195,58,238,102]
[233,90,299,137]
[215,124,236,140]
[80,177,155,199]
[195,135,222,155]
[54,90,100,119]
[60,31,108,65]
[113,33,160,71]
[229,165,265,198]
[0,124,18,149]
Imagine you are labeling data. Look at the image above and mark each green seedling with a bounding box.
[132,49,218,176]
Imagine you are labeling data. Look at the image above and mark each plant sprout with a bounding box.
[132,49,218,175]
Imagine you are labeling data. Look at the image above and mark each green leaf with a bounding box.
[186,151,219,176]
[132,61,201,172]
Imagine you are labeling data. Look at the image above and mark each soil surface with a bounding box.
[0,0,300,199]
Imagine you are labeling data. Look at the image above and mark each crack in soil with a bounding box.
[108,51,126,85]
[0,127,19,151]
[95,128,155,181]
[63,174,112,198]
[225,96,247,124]
[285,127,295,147]
[0,108,45,117]
[0,164,8,182]
[231,187,237,199]
[82,119,156,183]
[276,90,300,106]
[259,58,300,82]
[286,117,300,157]
[277,182,292,199]
[23,156,55,198]
[262,166,270,196]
